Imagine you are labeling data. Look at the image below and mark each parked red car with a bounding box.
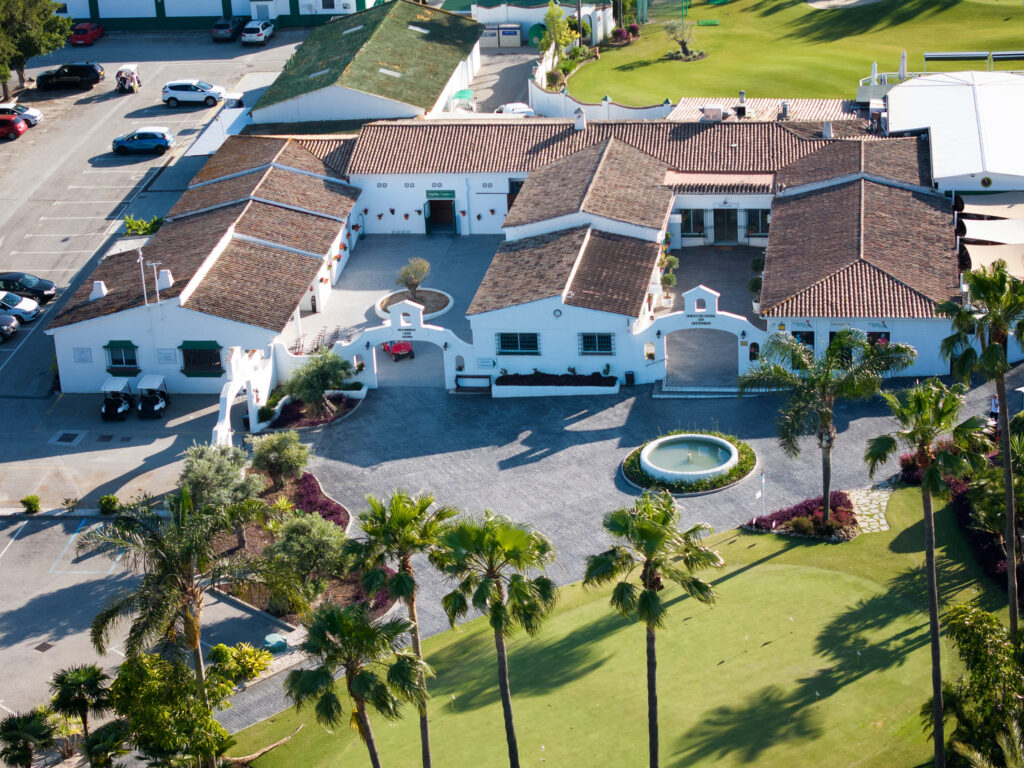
[70,22,104,45]
[381,340,414,361]
[0,115,27,141]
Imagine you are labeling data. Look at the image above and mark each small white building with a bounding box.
[58,0,384,29]
[470,0,615,45]
[251,0,483,124]
[47,136,361,395]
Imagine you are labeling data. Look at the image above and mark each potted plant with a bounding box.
[748,276,762,314]
[660,272,677,307]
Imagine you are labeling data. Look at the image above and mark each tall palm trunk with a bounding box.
[646,626,659,768]
[355,698,383,768]
[997,376,1019,641]
[235,523,247,551]
[493,629,520,768]
[407,583,432,768]
[821,445,833,522]
[921,476,946,768]
[80,712,90,742]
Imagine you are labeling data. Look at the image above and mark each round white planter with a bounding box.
[374,289,454,322]
[639,433,739,484]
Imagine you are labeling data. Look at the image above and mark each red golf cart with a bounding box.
[381,340,414,361]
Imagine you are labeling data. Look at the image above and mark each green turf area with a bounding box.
[569,0,1024,103]
[230,487,1006,767]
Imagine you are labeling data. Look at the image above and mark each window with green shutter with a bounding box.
[178,341,224,377]
[104,340,139,375]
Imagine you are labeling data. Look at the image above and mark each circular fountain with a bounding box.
[639,433,739,485]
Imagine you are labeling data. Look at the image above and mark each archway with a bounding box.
[664,328,739,389]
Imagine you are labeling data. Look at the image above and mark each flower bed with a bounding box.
[496,371,617,387]
[270,392,359,429]
[290,472,349,529]
[622,430,755,494]
[744,491,856,540]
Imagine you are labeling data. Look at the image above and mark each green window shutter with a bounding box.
[104,340,137,349]
[178,340,221,350]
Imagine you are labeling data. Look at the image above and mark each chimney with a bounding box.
[822,121,834,139]
[157,268,174,291]
[89,281,108,302]
[573,107,586,131]
[781,100,790,119]
[739,89,746,104]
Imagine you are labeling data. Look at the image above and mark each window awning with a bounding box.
[103,340,137,349]
[958,192,1024,219]
[178,340,221,350]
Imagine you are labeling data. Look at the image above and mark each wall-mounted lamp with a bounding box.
[443,342,448,351]
[656,329,661,339]
[365,341,371,350]
[881,320,888,328]
[741,330,746,340]
[778,323,786,331]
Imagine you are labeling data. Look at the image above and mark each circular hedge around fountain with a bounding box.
[622,430,756,495]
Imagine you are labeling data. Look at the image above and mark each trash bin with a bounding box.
[625,371,635,386]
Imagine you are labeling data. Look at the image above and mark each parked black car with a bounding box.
[211,16,246,41]
[37,62,104,90]
[0,272,56,303]
[0,313,18,342]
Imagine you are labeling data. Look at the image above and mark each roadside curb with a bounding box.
[0,508,103,517]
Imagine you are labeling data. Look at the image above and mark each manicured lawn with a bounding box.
[230,487,1006,767]
[569,0,1024,103]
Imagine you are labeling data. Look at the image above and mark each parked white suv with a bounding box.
[161,79,227,108]
[241,20,275,45]
[0,291,39,322]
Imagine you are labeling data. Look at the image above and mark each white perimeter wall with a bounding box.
[471,3,612,43]
[230,0,251,15]
[469,297,652,381]
[252,85,422,124]
[65,0,92,18]
[97,0,154,17]
[348,172,521,235]
[165,0,220,16]
[768,316,954,377]
[51,302,277,394]
[528,80,674,119]
[429,44,483,114]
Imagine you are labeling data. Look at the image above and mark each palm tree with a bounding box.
[957,717,1024,768]
[50,663,110,741]
[82,720,130,768]
[0,710,54,768]
[346,490,458,768]
[938,261,1024,641]
[865,379,989,768]
[583,491,723,768]
[77,491,303,708]
[739,328,916,520]
[433,513,558,768]
[283,604,429,768]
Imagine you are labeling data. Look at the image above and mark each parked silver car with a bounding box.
[0,291,39,322]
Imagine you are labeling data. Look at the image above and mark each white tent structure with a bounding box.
[887,72,1024,192]
[963,218,1024,244]
[965,243,1024,279]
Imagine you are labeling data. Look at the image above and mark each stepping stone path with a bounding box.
[848,480,894,533]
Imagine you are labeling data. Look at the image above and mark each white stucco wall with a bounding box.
[164,0,219,16]
[230,0,250,15]
[504,212,661,242]
[64,0,92,18]
[670,194,774,247]
[471,2,611,43]
[766,316,955,377]
[97,0,153,17]
[252,85,422,124]
[50,302,278,394]
[429,43,483,115]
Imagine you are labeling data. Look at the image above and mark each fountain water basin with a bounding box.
[639,434,739,485]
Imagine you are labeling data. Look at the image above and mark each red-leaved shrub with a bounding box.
[746,491,854,537]
[291,472,349,529]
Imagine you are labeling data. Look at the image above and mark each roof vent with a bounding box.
[342,24,363,35]
[822,121,834,139]
[573,107,586,131]
[308,68,330,79]
[157,269,174,291]
[701,104,724,122]
[738,89,746,104]
[407,24,428,33]
[780,101,790,119]
[89,281,108,302]
[378,67,401,78]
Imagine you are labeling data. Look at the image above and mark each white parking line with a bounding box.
[0,522,28,563]
[24,233,94,238]
[0,702,15,715]
[39,215,112,220]
[67,185,137,190]
[10,249,93,254]
[1,267,79,273]
[83,169,149,174]
[49,519,86,574]
[53,200,124,205]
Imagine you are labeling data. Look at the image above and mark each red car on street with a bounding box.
[70,22,104,45]
[0,115,27,141]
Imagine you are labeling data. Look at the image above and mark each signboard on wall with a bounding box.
[426,190,455,199]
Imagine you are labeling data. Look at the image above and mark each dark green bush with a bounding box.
[751,257,765,272]
[789,517,815,536]
[1010,411,1024,435]
[257,405,275,423]
[98,494,120,515]
[20,495,41,514]
[266,387,285,409]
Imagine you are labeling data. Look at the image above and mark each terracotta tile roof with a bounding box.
[48,204,244,330]
[182,240,322,332]
[664,171,774,195]
[761,179,958,318]
[669,97,864,123]
[565,231,660,317]
[780,121,876,140]
[193,136,286,184]
[233,201,341,255]
[275,140,347,180]
[504,138,673,230]
[348,120,832,175]
[467,228,587,315]
[169,173,261,217]
[300,137,357,177]
[777,136,931,190]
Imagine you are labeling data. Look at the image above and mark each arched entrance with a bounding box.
[665,328,739,389]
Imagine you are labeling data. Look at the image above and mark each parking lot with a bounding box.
[0,29,305,397]
[0,514,292,715]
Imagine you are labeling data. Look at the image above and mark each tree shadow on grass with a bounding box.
[773,0,963,44]
[427,611,627,713]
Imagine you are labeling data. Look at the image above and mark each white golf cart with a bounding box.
[137,374,171,419]
[101,377,134,421]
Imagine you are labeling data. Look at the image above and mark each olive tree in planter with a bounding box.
[284,349,354,420]
[748,276,762,314]
[396,258,431,303]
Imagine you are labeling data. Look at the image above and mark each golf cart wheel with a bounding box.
[205,96,217,106]
[409,350,415,359]
[167,97,179,108]
[392,354,399,362]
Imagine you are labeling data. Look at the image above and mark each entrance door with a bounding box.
[713,209,738,243]
[427,200,455,234]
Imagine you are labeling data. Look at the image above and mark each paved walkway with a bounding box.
[849,483,894,533]
[217,374,1004,733]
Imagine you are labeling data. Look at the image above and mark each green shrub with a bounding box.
[558,58,575,76]
[788,516,815,536]
[20,495,41,514]
[567,16,591,38]
[257,405,275,423]
[661,272,677,288]
[232,642,272,680]
[265,511,348,603]
[123,214,164,236]
[1010,410,1024,435]
[247,431,310,490]
[98,494,120,515]
[748,276,763,295]
[179,442,263,508]
[338,380,364,391]
[266,388,285,409]
[751,257,765,272]
[546,71,561,90]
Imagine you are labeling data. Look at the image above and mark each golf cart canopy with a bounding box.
[137,374,166,392]
[101,377,132,394]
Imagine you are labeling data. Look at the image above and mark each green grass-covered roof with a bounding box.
[259,0,483,111]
